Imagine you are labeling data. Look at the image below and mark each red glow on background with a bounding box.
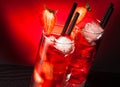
[0,0,119,65]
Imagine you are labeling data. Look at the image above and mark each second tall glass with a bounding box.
[64,18,104,87]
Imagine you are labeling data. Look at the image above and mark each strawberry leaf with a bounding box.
[85,3,92,12]
[44,5,57,14]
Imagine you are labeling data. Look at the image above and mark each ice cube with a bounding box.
[81,21,104,43]
[55,36,74,54]
[45,35,56,44]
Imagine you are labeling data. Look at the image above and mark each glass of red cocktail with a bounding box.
[30,24,75,87]
[65,18,104,87]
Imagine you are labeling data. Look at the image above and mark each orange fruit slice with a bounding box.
[42,62,53,80]
[42,7,56,34]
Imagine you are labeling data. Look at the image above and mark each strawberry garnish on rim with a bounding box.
[75,7,87,24]
[70,3,92,39]
[42,6,56,34]
[75,3,92,24]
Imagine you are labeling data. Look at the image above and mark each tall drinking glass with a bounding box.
[30,25,75,87]
[64,18,104,87]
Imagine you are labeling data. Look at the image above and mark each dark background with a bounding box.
[0,0,120,73]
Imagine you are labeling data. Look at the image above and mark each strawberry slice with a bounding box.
[70,3,92,39]
[70,6,87,39]
[42,7,56,34]
[75,7,87,24]
[76,3,92,28]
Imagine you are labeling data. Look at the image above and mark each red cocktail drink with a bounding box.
[65,18,104,87]
[30,25,75,87]
[30,2,105,87]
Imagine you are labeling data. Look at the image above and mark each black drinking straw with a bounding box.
[67,12,80,35]
[61,2,77,35]
[96,3,114,50]
[100,3,114,28]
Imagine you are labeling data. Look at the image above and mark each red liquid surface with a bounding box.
[31,34,74,87]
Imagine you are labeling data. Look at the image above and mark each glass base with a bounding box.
[64,80,86,87]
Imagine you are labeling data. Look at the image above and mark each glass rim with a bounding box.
[42,30,75,45]
[81,20,104,35]
[42,24,64,35]
[81,28,104,34]
[55,37,74,44]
